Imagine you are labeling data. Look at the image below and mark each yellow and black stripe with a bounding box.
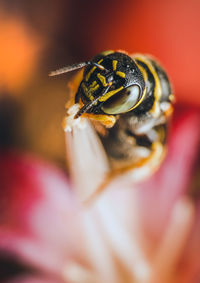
[80,54,127,106]
[59,50,175,185]
[132,54,173,117]
[75,51,173,119]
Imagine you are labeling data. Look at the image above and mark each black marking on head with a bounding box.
[75,52,147,116]
[74,84,112,118]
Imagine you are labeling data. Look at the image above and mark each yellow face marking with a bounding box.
[82,81,99,101]
[90,84,99,92]
[112,60,118,71]
[89,81,99,94]
[81,83,94,100]
[99,86,124,102]
[85,59,104,82]
[90,81,98,88]
[85,66,96,82]
[97,73,107,87]
[116,71,125,78]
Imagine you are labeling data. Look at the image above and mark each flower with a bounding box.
[0,106,199,283]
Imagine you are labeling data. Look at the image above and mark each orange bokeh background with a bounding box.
[0,13,42,93]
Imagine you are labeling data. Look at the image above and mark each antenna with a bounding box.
[49,61,107,77]
[49,62,88,76]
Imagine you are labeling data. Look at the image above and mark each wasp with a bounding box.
[50,50,174,182]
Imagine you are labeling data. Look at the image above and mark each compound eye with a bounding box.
[102,85,141,114]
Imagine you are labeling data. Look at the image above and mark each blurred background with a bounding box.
[0,1,200,282]
[0,0,200,169]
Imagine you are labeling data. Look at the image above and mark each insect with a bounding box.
[50,50,174,184]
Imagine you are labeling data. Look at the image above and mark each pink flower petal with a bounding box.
[176,201,200,283]
[0,150,82,275]
[137,106,200,247]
